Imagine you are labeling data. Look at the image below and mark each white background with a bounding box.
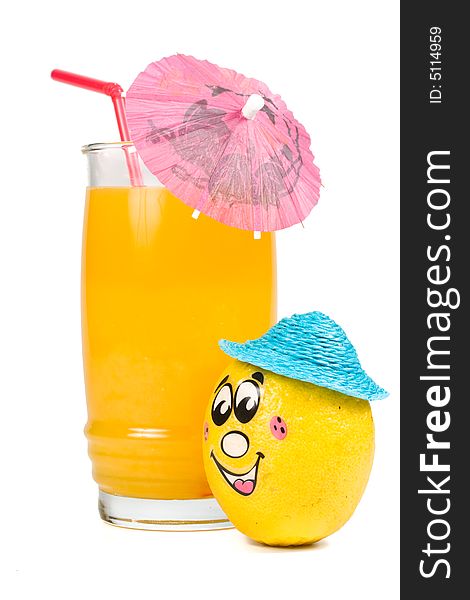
[1,1,399,598]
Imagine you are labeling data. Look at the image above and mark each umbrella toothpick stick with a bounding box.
[192,95,265,236]
[244,95,264,239]
[242,94,265,120]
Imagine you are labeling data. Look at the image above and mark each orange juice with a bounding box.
[82,186,276,500]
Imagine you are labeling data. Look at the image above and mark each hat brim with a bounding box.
[219,339,389,401]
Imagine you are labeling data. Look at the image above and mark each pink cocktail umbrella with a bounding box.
[126,54,321,232]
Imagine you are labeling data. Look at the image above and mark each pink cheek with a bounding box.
[270,416,287,440]
[203,421,209,441]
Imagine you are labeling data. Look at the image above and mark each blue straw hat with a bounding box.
[219,312,389,401]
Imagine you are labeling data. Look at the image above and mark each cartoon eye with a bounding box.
[234,380,260,423]
[211,384,233,426]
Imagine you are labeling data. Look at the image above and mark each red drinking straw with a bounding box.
[51,69,143,186]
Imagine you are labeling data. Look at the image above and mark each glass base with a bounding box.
[98,491,233,531]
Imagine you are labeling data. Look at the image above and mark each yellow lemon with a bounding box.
[203,359,374,546]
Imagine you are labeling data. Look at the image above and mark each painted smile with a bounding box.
[210,451,265,496]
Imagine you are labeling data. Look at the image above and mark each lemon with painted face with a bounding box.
[203,312,388,546]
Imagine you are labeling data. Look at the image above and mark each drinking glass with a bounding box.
[81,142,277,529]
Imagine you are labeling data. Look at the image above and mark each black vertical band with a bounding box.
[401,2,467,596]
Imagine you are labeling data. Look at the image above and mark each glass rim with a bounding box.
[81,141,134,154]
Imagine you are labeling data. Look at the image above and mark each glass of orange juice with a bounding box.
[81,142,277,529]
